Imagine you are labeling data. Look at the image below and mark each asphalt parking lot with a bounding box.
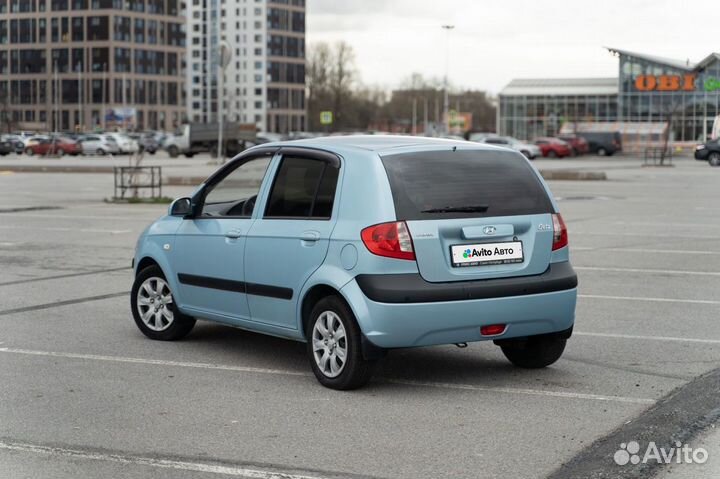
[0,154,718,479]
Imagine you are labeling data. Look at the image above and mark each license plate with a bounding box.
[451,241,524,267]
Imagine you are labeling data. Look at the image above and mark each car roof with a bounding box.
[263,135,504,156]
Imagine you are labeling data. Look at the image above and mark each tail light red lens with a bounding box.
[551,213,568,251]
[361,221,416,261]
[480,324,507,336]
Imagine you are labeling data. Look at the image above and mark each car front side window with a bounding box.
[200,156,271,218]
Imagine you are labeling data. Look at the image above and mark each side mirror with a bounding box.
[168,197,191,217]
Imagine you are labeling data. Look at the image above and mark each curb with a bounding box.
[0,165,116,174]
[540,170,607,181]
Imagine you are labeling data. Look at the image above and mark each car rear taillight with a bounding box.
[551,213,568,251]
[361,221,416,261]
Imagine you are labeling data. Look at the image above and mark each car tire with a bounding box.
[24,148,33,156]
[57,149,65,157]
[547,150,558,158]
[500,336,566,369]
[708,152,720,166]
[167,146,179,158]
[521,150,530,158]
[131,265,196,341]
[306,296,376,390]
[96,148,105,156]
[597,147,608,156]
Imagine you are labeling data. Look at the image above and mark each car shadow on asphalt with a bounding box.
[180,322,564,388]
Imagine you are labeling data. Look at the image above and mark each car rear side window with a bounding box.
[380,150,554,220]
[264,156,339,219]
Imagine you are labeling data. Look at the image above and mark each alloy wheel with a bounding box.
[312,311,348,378]
[136,277,174,332]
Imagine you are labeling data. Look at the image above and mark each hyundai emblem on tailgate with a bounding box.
[483,226,496,235]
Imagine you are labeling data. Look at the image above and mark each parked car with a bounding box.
[533,137,573,158]
[0,137,14,155]
[576,131,622,156]
[137,133,160,154]
[131,136,577,390]
[467,131,497,142]
[24,137,81,156]
[105,133,139,154]
[80,134,121,155]
[478,136,542,159]
[0,134,25,153]
[694,140,720,166]
[557,135,590,156]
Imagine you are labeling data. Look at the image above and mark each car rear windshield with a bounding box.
[380,149,555,220]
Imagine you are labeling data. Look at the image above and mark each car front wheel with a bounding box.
[499,336,566,369]
[306,296,376,390]
[709,152,720,166]
[131,265,195,341]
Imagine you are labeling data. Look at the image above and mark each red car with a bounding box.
[533,137,572,158]
[558,135,590,155]
[24,138,81,156]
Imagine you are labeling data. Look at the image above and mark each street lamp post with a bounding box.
[217,41,232,163]
[441,24,454,135]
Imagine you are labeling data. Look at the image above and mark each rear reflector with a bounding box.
[361,221,416,261]
[480,324,507,336]
[551,213,568,251]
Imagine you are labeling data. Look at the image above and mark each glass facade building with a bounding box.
[0,0,186,132]
[499,47,720,144]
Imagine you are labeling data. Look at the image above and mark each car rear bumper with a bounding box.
[343,262,577,348]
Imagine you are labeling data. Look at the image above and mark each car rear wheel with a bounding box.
[96,148,105,156]
[306,296,376,390]
[131,265,195,341]
[708,152,720,166]
[57,149,65,157]
[547,150,557,158]
[167,146,179,158]
[597,147,608,156]
[500,336,566,369]
[24,148,33,156]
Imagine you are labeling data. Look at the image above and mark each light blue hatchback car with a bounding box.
[131,136,578,389]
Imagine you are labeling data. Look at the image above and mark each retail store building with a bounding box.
[498,47,720,147]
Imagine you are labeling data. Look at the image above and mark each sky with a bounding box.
[307,0,716,94]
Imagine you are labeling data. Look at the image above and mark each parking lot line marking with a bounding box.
[578,294,720,305]
[0,347,310,377]
[0,266,130,286]
[0,347,654,404]
[0,292,129,316]
[575,331,720,345]
[575,266,720,276]
[384,379,654,404]
[0,441,336,479]
[573,247,720,256]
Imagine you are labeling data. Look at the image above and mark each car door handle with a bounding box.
[225,229,242,239]
[301,231,320,243]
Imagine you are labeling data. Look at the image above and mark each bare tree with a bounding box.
[307,42,332,129]
[659,101,683,165]
[0,90,15,134]
[328,41,356,131]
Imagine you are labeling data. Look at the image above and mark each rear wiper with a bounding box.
[421,205,489,213]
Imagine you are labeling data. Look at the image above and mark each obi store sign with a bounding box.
[634,74,720,92]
